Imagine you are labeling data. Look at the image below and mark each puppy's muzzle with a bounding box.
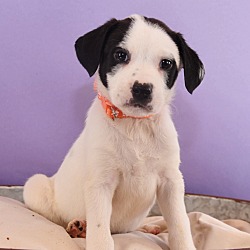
[131,81,153,107]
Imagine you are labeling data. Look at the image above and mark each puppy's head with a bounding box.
[75,15,205,117]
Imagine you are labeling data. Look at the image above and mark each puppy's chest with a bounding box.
[115,134,163,178]
[111,120,168,188]
[114,139,160,204]
[120,129,157,152]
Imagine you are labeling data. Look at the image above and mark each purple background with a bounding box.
[1,1,250,200]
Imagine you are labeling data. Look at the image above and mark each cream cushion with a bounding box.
[1,196,250,250]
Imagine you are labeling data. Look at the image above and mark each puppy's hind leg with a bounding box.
[23,174,63,226]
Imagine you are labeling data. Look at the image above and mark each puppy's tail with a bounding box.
[23,174,64,226]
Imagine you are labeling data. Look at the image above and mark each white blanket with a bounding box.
[1,196,250,250]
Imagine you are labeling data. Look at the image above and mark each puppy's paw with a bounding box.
[138,224,161,235]
[66,219,87,238]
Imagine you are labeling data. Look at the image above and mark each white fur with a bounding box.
[24,15,195,250]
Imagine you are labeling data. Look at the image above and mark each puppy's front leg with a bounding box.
[157,170,195,250]
[85,169,118,250]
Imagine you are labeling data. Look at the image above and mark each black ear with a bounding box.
[173,33,205,94]
[75,19,118,76]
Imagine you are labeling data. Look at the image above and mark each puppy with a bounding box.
[23,14,204,250]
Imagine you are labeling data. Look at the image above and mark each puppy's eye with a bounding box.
[114,49,129,63]
[160,59,173,70]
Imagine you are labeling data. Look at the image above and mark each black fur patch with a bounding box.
[75,18,133,88]
[144,17,204,94]
[75,19,118,77]
[165,60,178,89]
[98,18,133,87]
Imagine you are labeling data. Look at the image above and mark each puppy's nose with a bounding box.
[131,81,153,104]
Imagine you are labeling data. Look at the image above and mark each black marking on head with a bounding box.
[75,19,118,77]
[98,18,133,87]
[158,57,178,89]
[144,17,205,94]
[170,34,205,94]
[75,17,132,88]
[165,60,178,89]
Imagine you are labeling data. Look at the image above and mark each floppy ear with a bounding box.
[173,33,205,94]
[75,18,118,76]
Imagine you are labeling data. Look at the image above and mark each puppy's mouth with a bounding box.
[124,100,153,112]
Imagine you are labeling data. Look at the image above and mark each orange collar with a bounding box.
[94,82,152,120]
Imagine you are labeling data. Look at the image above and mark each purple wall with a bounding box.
[1,1,250,200]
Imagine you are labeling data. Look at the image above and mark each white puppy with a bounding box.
[24,14,204,250]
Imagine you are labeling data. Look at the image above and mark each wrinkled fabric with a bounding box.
[1,196,250,250]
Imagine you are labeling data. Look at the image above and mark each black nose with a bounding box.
[131,82,153,104]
